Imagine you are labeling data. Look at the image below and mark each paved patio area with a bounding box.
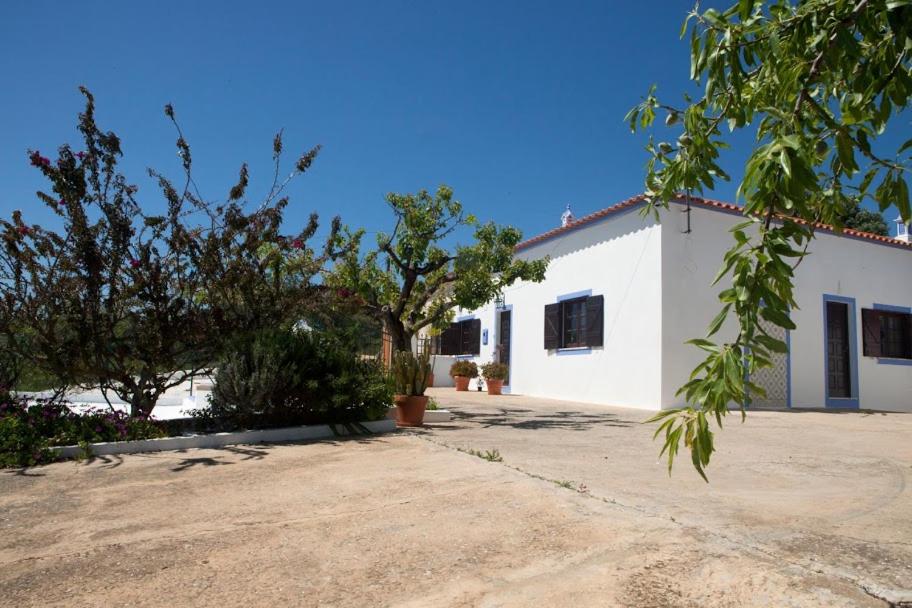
[1,390,909,607]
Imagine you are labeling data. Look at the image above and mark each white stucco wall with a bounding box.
[453,207,665,409]
[661,202,912,411]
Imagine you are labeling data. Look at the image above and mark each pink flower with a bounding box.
[129,259,141,269]
[29,151,50,167]
[76,151,86,160]
[292,238,303,249]
[57,198,66,206]
[17,226,29,236]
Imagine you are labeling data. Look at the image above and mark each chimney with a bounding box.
[561,204,574,227]
[896,216,910,243]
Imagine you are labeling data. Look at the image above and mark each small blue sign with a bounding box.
[482,328,489,345]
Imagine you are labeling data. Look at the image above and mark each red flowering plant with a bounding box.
[0,88,352,417]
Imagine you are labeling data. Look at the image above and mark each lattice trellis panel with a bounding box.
[750,321,789,408]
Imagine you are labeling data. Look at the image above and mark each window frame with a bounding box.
[544,293,603,351]
[862,304,912,364]
[878,309,912,360]
[560,297,588,349]
[437,318,480,356]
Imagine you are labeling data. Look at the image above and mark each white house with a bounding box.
[430,195,912,412]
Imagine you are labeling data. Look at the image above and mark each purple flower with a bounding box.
[129,258,141,269]
[29,151,50,167]
[76,151,86,160]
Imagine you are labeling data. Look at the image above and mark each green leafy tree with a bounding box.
[840,202,890,235]
[625,0,912,479]
[332,185,548,353]
[0,88,348,416]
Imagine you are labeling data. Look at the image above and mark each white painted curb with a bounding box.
[386,407,453,423]
[51,419,397,459]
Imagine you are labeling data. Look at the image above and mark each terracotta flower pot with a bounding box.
[454,375,470,391]
[486,379,504,395]
[394,395,429,427]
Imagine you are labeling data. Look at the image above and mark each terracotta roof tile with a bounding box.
[515,195,911,252]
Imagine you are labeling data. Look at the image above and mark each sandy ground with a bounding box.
[1,391,910,607]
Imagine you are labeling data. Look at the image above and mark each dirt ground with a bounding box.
[1,391,910,607]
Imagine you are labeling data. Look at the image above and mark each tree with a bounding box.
[840,202,890,235]
[331,185,547,353]
[625,0,911,479]
[0,88,349,416]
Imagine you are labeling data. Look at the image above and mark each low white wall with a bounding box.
[430,355,456,387]
[51,419,396,459]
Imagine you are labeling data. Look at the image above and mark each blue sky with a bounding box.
[0,1,904,245]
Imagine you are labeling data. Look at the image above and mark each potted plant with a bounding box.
[480,362,508,395]
[391,349,432,427]
[449,360,478,392]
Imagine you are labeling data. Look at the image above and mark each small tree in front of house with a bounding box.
[0,88,348,417]
[331,185,548,353]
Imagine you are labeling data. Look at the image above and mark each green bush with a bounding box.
[206,329,392,429]
[449,360,478,378]
[480,362,508,381]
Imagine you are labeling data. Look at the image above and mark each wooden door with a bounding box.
[498,309,511,385]
[826,301,851,399]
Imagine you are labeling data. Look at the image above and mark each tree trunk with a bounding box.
[383,314,412,353]
[120,379,160,418]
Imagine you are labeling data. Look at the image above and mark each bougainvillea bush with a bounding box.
[0,398,163,467]
[0,88,353,417]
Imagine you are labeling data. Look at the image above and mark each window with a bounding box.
[436,318,481,356]
[544,295,604,350]
[561,297,586,348]
[862,308,911,360]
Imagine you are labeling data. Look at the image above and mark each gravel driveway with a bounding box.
[1,390,909,607]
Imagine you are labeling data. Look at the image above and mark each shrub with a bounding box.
[390,349,431,396]
[0,89,351,418]
[480,362,508,381]
[206,329,392,429]
[449,360,478,378]
[0,397,164,468]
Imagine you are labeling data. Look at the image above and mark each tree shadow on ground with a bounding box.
[752,407,899,416]
[170,444,273,472]
[436,407,638,431]
[80,453,125,469]
[166,431,392,472]
[3,467,46,477]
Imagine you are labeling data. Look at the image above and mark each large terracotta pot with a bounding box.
[454,375,470,391]
[486,379,504,395]
[394,395,428,427]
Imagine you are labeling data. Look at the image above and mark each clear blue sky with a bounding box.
[0,0,903,244]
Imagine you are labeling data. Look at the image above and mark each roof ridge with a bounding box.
[514,195,911,252]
